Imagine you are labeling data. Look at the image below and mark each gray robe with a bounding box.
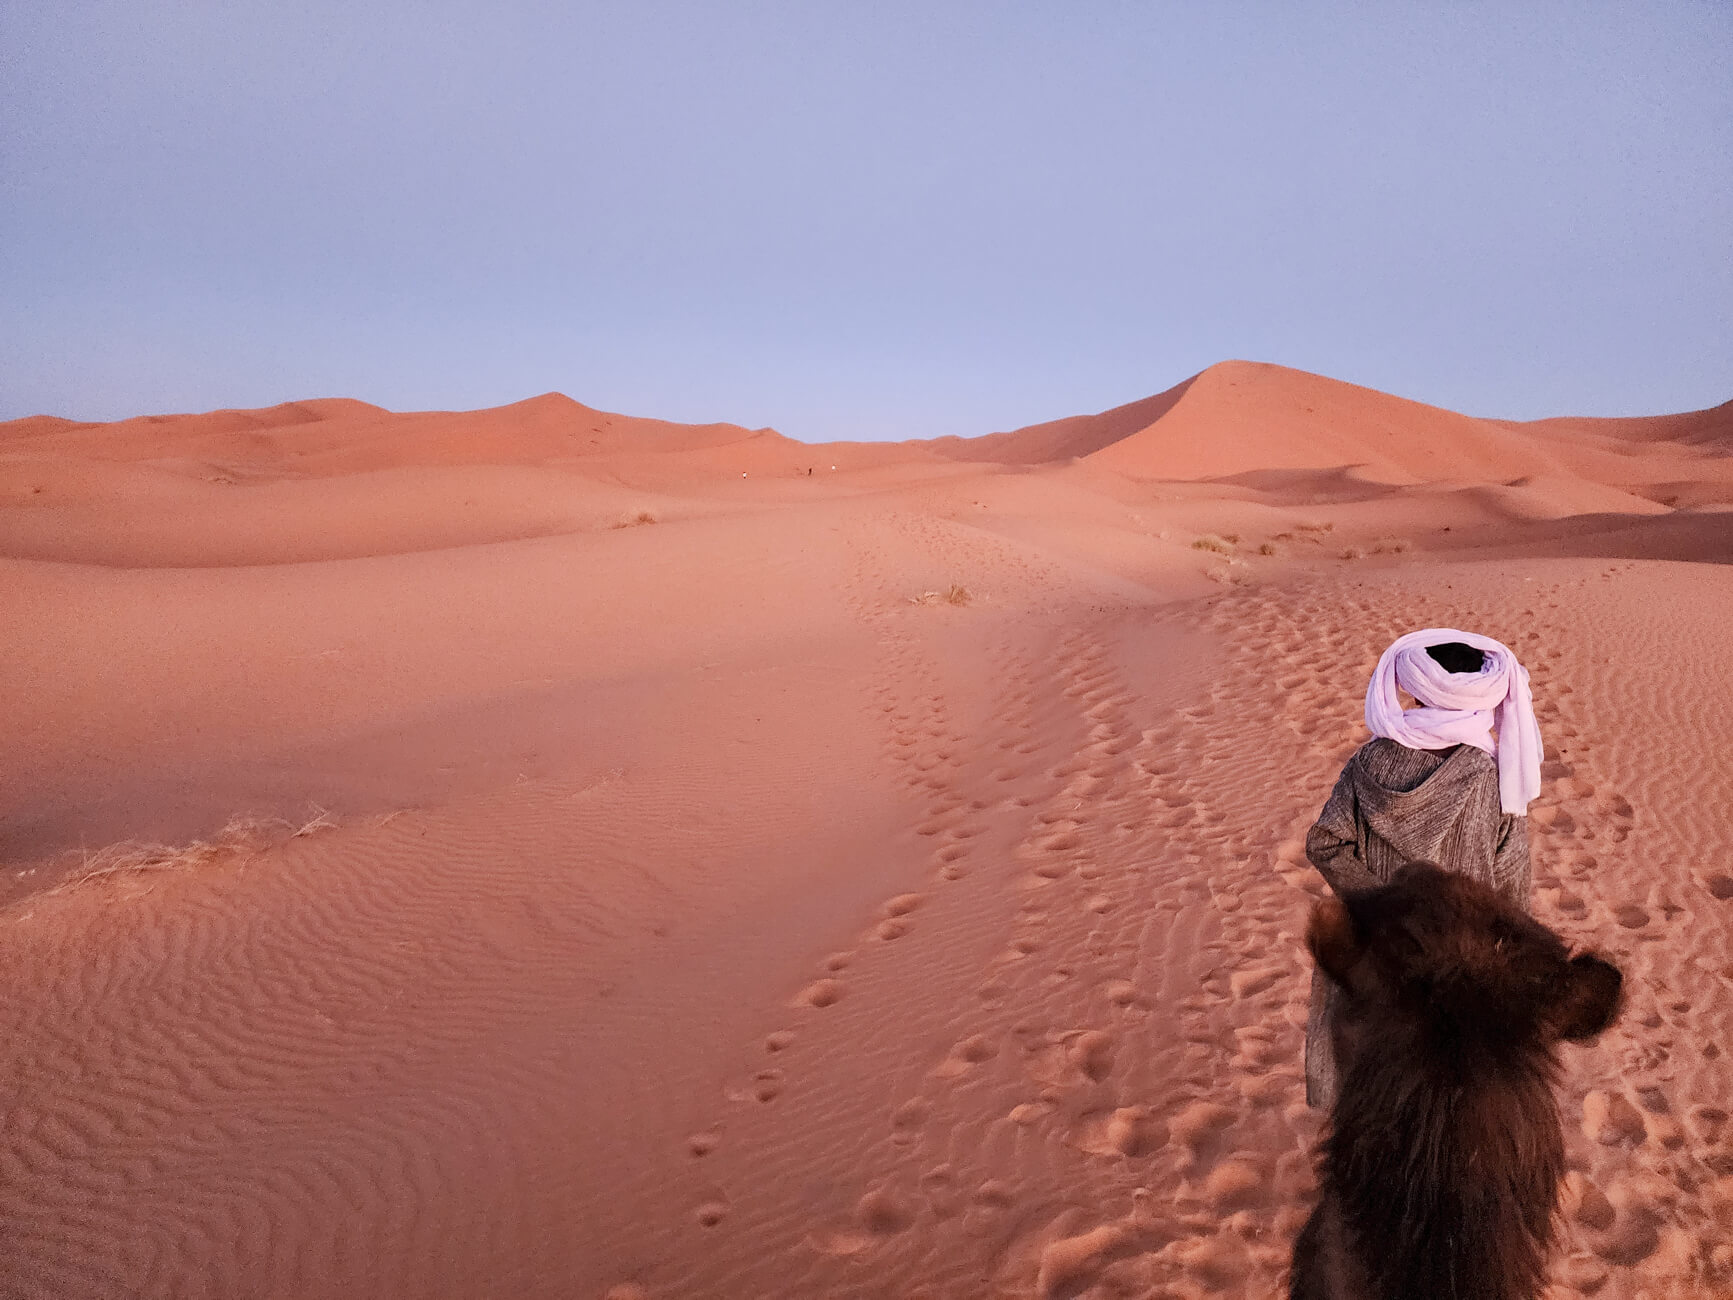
[1303,738,1530,1107]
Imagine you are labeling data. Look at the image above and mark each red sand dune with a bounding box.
[2,363,1731,1299]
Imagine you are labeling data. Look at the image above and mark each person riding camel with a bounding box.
[1302,627,1544,1108]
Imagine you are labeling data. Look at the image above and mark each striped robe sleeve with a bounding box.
[1304,759,1382,897]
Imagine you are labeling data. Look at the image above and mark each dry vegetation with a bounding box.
[47,809,337,896]
[1275,521,1337,547]
[612,509,659,529]
[1192,534,1236,555]
[1204,563,1253,587]
[911,584,973,606]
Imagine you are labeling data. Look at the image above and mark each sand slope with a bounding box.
[2,365,1731,1299]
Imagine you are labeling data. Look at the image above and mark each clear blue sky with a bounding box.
[3,3,1729,440]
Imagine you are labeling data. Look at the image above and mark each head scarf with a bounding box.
[1364,628,1542,816]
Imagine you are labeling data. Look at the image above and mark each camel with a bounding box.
[1290,862,1624,1300]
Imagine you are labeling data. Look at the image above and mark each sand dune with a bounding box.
[2,363,1730,1299]
[1515,399,1733,450]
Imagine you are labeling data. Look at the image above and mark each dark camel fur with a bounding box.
[1290,862,1624,1300]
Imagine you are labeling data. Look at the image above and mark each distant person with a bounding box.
[1302,628,1543,1108]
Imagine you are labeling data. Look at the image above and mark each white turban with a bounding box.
[1364,628,1543,816]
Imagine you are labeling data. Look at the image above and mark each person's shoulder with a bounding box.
[1441,743,1498,774]
[1357,737,1431,768]
[1361,737,1491,768]
[1357,737,1477,787]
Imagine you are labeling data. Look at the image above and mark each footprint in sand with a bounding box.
[1103,979,1140,1007]
[723,1067,787,1104]
[1230,1025,1284,1073]
[973,1180,1016,1212]
[1574,1181,1662,1267]
[1169,1101,1237,1174]
[919,1165,963,1218]
[1030,1192,1179,1300]
[1227,967,1281,998]
[933,1033,998,1078]
[857,1187,915,1235]
[1009,1098,1057,1127]
[1041,965,1076,989]
[811,1187,917,1256]
[797,979,846,1008]
[890,1098,931,1145]
[1199,1157,1269,1212]
[1072,1106,1166,1157]
[1582,1090,1648,1146]
[1067,1030,1115,1082]
[1687,1104,1727,1145]
[1612,903,1650,930]
[695,1200,728,1228]
[688,1129,721,1157]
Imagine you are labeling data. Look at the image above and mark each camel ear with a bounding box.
[1552,953,1624,1042]
[1307,898,1365,988]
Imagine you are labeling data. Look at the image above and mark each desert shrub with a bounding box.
[1204,564,1253,587]
[911,584,972,606]
[50,810,336,895]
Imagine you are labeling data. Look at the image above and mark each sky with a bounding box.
[2,3,1729,442]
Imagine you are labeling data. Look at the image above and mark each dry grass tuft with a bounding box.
[1371,536,1411,554]
[1296,520,1335,534]
[49,809,338,896]
[292,807,337,837]
[911,584,973,607]
[1191,534,1236,555]
[1204,564,1253,587]
[1339,546,1367,561]
[612,509,659,529]
[1257,541,1278,556]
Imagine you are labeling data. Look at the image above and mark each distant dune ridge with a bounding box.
[2,361,1731,1299]
[3,359,1728,570]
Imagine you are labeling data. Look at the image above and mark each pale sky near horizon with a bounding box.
[3,3,1729,442]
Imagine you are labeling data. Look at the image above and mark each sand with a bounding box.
[2,360,1730,1299]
